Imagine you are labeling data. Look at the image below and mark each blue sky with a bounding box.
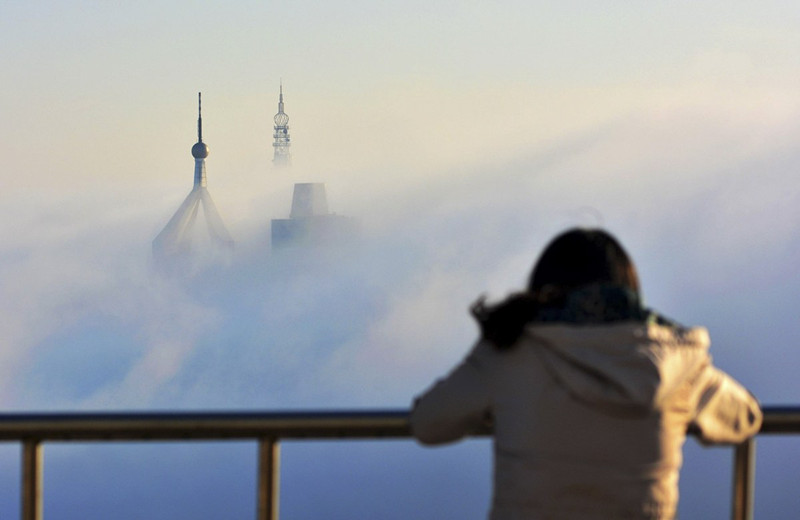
[1,1,800,518]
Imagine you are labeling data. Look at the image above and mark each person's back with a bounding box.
[410,229,762,519]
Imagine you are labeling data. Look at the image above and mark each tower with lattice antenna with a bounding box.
[272,83,291,167]
[153,93,234,263]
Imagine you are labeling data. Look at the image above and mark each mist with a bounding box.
[0,97,798,518]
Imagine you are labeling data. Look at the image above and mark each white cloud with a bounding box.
[2,79,800,517]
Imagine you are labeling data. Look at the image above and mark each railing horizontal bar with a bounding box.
[755,406,800,434]
[0,410,413,442]
[0,406,794,443]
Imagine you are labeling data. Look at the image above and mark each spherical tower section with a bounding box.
[274,110,289,128]
[192,141,210,159]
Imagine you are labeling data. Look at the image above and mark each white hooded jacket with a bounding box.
[411,320,762,519]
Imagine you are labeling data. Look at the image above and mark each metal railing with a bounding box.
[0,406,797,520]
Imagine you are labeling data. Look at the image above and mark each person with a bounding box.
[410,228,762,519]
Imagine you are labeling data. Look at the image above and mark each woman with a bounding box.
[411,228,762,519]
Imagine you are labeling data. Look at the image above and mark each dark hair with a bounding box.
[472,228,640,349]
[528,228,639,296]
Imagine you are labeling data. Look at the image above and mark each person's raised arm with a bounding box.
[689,364,762,444]
[410,343,492,445]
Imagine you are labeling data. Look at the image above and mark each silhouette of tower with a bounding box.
[271,182,359,248]
[153,93,234,262]
[272,83,291,167]
[268,87,357,248]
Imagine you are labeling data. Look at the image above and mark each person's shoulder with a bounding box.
[466,339,500,365]
[466,337,537,372]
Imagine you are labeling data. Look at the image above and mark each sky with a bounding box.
[1,1,800,518]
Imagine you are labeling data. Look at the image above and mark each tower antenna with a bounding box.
[197,92,203,143]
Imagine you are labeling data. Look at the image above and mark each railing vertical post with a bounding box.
[21,440,43,520]
[257,438,280,520]
[731,438,755,520]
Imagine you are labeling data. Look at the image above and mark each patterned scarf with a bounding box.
[534,283,650,324]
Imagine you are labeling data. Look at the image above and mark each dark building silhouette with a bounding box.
[271,183,358,248]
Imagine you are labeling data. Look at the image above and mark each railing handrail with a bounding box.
[2,405,798,520]
[0,410,413,441]
[755,406,800,433]
[0,405,795,440]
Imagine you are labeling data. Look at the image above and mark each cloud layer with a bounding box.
[1,100,799,518]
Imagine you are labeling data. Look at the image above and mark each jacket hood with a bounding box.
[527,319,711,414]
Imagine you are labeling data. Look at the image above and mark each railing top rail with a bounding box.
[0,410,412,442]
[0,406,795,442]
[758,406,800,433]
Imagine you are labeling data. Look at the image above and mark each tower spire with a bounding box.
[197,92,203,143]
[191,92,210,184]
[153,93,233,265]
[272,83,291,167]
